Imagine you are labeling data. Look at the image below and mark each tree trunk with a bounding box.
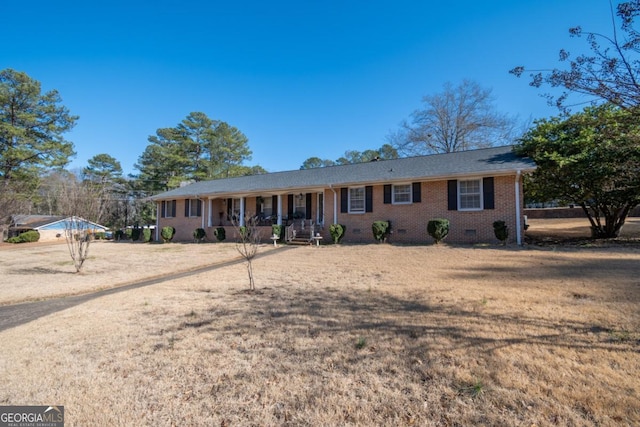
[582,202,634,238]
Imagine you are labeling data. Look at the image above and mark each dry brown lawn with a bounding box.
[0,218,639,426]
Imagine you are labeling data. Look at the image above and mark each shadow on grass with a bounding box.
[182,283,639,363]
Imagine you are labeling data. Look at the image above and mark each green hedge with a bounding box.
[161,226,175,243]
[329,224,346,244]
[193,228,206,242]
[372,220,391,243]
[214,227,226,242]
[427,219,450,244]
[6,230,40,244]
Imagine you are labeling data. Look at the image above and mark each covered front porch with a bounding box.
[202,190,327,243]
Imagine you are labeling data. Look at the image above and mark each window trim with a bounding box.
[392,183,413,205]
[185,199,201,217]
[348,186,366,214]
[163,200,177,218]
[458,178,483,211]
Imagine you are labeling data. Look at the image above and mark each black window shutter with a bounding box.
[365,186,373,212]
[197,199,202,217]
[305,193,312,219]
[256,196,262,216]
[287,194,294,218]
[272,195,278,214]
[483,177,495,210]
[412,182,421,203]
[447,180,457,211]
[340,188,348,213]
[383,184,391,204]
[185,199,190,217]
[161,201,166,218]
[227,198,232,218]
[171,200,177,217]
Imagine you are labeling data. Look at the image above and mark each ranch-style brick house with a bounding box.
[150,145,536,245]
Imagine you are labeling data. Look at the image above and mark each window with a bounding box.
[162,200,176,218]
[294,194,306,218]
[262,197,273,216]
[185,199,202,217]
[349,187,365,213]
[459,179,482,210]
[393,184,412,204]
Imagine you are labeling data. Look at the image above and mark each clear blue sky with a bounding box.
[3,0,609,175]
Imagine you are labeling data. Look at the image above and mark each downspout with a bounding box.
[515,170,522,245]
[155,201,160,242]
[329,184,337,224]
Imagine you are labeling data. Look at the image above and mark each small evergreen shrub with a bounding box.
[142,228,152,243]
[214,227,226,242]
[131,228,142,241]
[372,220,391,243]
[125,228,133,240]
[272,224,283,240]
[427,219,450,244]
[193,228,206,243]
[329,224,346,244]
[161,226,175,243]
[115,229,125,241]
[7,230,40,243]
[493,220,509,245]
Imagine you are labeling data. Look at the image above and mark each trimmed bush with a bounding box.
[372,220,391,243]
[131,228,141,241]
[7,230,40,243]
[272,224,283,240]
[214,227,226,242]
[329,224,346,244]
[193,228,206,243]
[142,228,152,243]
[427,219,450,244]
[161,226,175,243]
[493,220,509,245]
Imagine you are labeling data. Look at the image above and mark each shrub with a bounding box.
[131,228,141,241]
[7,230,40,243]
[115,229,125,241]
[372,220,391,243]
[125,228,133,240]
[329,224,346,244]
[193,228,206,243]
[161,226,175,243]
[142,228,152,243]
[427,219,450,244]
[214,227,226,242]
[493,220,509,245]
[239,226,249,239]
[272,224,283,240]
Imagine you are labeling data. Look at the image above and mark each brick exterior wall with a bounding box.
[157,173,526,244]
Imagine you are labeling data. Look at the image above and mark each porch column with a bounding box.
[207,199,213,227]
[277,194,283,226]
[240,197,245,226]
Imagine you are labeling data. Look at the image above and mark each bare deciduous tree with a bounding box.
[231,215,262,291]
[64,216,92,273]
[389,80,517,156]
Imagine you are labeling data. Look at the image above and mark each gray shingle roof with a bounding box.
[151,145,535,200]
